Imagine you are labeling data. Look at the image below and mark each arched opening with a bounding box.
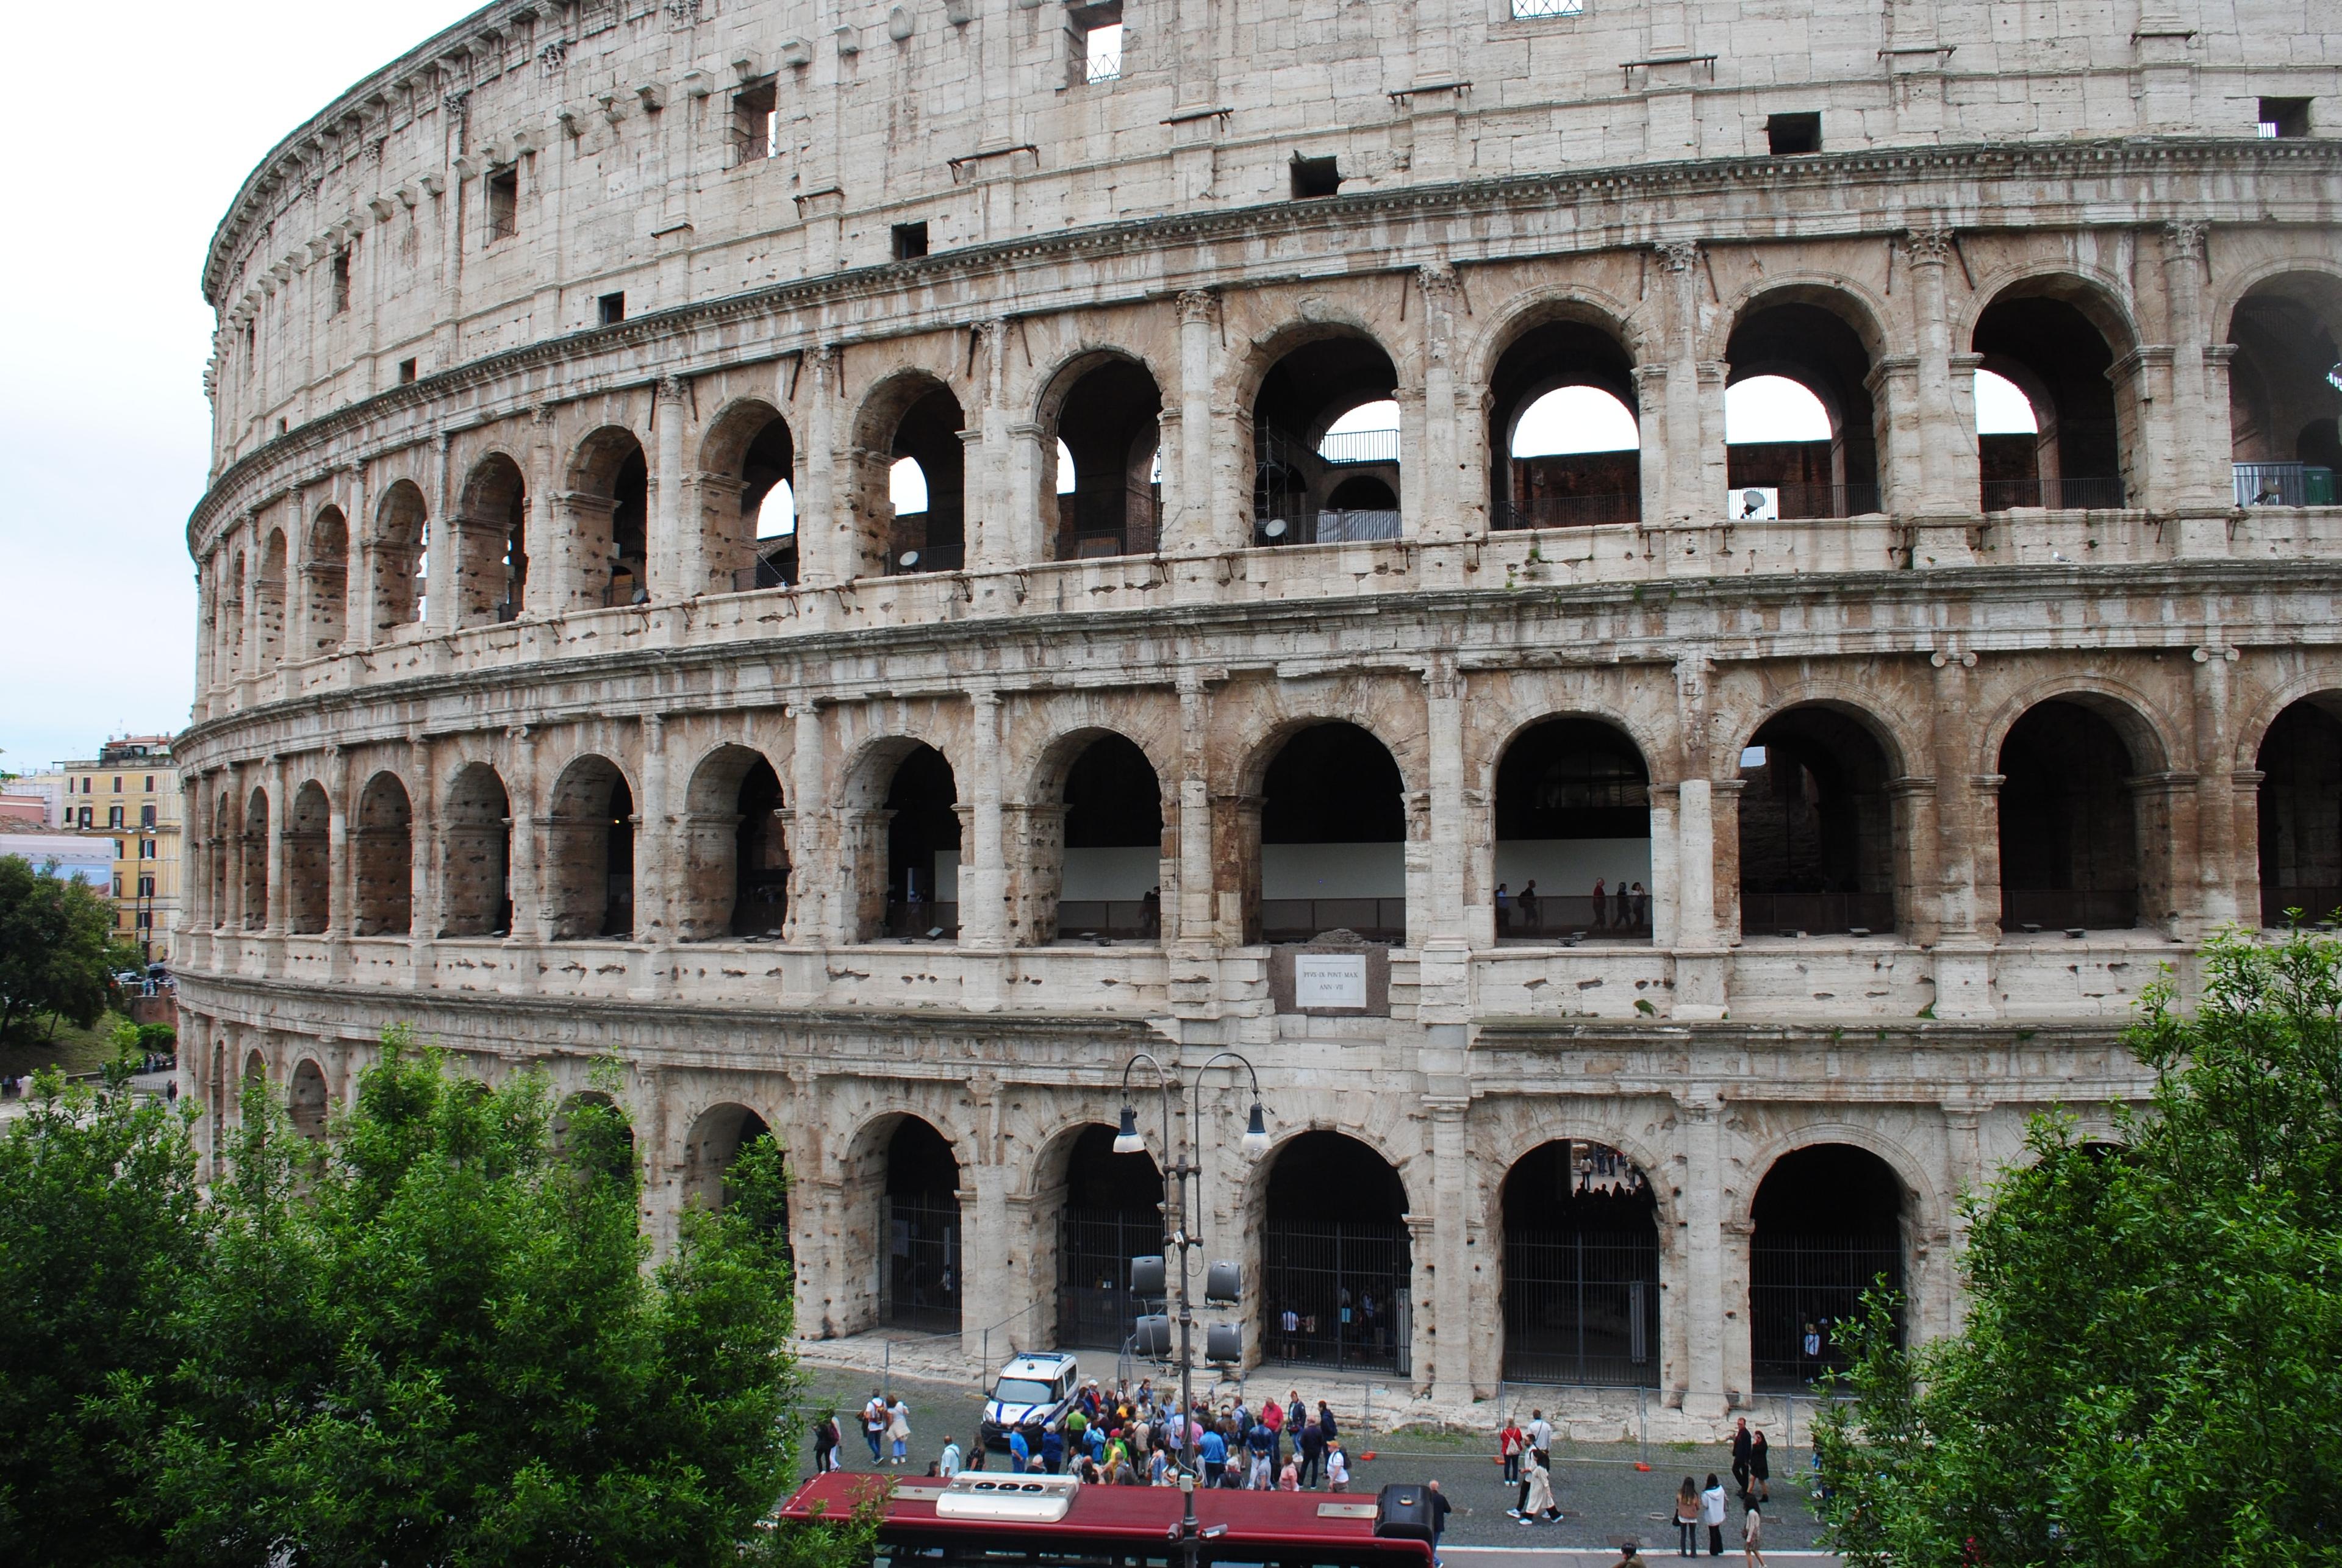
[353,772,414,937]
[1997,700,2144,932]
[1050,734,1164,942]
[676,746,789,940]
[1500,1140,1660,1386]
[224,551,247,676]
[1052,1124,1166,1349]
[2227,272,2342,506]
[285,781,330,935]
[882,1117,962,1331]
[288,1059,329,1140]
[441,764,512,937]
[1048,356,1163,560]
[1257,722,1406,944]
[254,529,288,671]
[1972,364,2052,503]
[210,791,231,926]
[455,453,528,625]
[880,744,959,940]
[571,428,650,609]
[1738,707,1899,936]
[703,403,799,592]
[546,756,636,940]
[550,1090,638,1181]
[682,1103,783,1242]
[866,381,966,575]
[372,480,428,634]
[1259,1131,1411,1373]
[1252,334,1402,545]
[1749,1144,1907,1389]
[2257,696,2342,925]
[1488,318,1642,530]
[1723,296,1880,520]
[241,1050,268,1131]
[1493,718,1651,939]
[241,788,270,929]
[1973,286,2131,510]
[306,507,348,654]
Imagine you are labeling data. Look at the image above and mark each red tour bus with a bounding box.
[776,1472,1439,1568]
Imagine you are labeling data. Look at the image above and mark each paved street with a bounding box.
[792,1364,1836,1561]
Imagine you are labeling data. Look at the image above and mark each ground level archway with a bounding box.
[883,1117,963,1332]
[1259,1131,1411,1373]
[1051,1123,1166,1350]
[1500,1140,1660,1386]
[1749,1144,1905,1389]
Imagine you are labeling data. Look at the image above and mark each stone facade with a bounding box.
[178,0,2342,1430]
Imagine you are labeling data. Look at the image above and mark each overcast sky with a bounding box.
[0,1,477,775]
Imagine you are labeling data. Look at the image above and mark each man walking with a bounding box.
[862,1389,888,1464]
[1527,1408,1553,1472]
[1730,1418,1752,1494]
[1299,1415,1327,1487]
[940,1434,963,1479]
[1427,1480,1453,1567]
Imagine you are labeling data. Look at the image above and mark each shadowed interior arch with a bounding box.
[1259,1131,1411,1373]
[2257,696,2342,925]
[1749,1144,1907,1389]
[1500,1140,1660,1386]
[1494,718,1652,939]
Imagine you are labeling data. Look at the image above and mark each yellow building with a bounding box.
[58,736,181,965]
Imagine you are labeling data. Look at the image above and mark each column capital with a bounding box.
[1417,261,1461,304]
[2162,218,2210,262]
[656,373,688,406]
[1175,288,1219,326]
[1901,226,1957,266]
[1653,240,1702,273]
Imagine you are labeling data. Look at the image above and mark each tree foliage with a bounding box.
[0,854,137,1042]
[1,1028,853,1568]
[1814,926,2342,1567]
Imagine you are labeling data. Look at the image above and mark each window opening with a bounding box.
[1290,154,1342,199]
[2258,97,2312,138]
[1509,0,1584,15]
[485,165,519,243]
[398,357,418,384]
[734,77,781,162]
[1766,112,1821,154]
[892,221,930,261]
[598,292,626,326]
[1084,20,1123,82]
[330,248,352,314]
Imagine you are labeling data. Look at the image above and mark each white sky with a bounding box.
[0,1,481,775]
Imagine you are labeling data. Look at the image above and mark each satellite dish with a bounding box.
[1262,518,1288,539]
[899,550,920,568]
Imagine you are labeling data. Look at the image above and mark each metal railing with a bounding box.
[1739,890,1896,937]
[2261,886,2342,928]
[1260,1220,1411,1375]
[1053,899,1161,940]
[1750,1236,1902,1392]
[1254,508,1403,546]
[1497,893,1650,939]
[1999,888,2138,931]
[1492,493,1640,531]
[1500,1231,1661,1386]
[886,540,965,575]
[1980,475,2127,511]
[1259,897,1405,944]
[1740,481,1883,520]
[2235,461,2337,507]
[1316,427,1400,465]
[881,900,960,939]
[732,554,794,592]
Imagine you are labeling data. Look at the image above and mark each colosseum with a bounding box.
[176,0,2340,1429]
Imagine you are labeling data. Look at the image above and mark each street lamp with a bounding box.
[1113,1048,1270,1512]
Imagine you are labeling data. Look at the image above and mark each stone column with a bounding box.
[1176,670,1216,944]
[970,320,1015,573]
[1676,1087,1728,1420]
[962,690,1009,951]
[637,714,672,948]
[1416,263,1465,541]
[326,747,354,939]
[1656,242,1717,526]
[783,703,826,946]
[2190,641,2242,927]
[346,467,376,650]
[1971,773,2006,939]
[1425,1098,1474,1404]
[652,375,689,599]
[1631,365,1671,528]
[1901,227,1982,558]
[1889,776,1941,946]
[407,735,440,951]
[1004,421,1050,567]
[426,432,458,631]
[1175,290,1226,554]
[506,728,546,946]
[550,492,618,613]
[798,346,842,587]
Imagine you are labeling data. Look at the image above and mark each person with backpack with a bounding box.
[862,1391,888,1464]
[1499,1415,1526,1484]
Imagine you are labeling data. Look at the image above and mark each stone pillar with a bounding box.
[2161,220,2230,527]
[1647,782,1682,949]
[262,759,289,934]
[525,405,557,617]
[326,748,354,939]
[962,690,1008,950]
[550,492,618,613]
[2233,767,2267,928]
[1656,242,1719,526]
[346,467,376,651]
[426,432,458,631]
[637,714,672,948]
[653,376,691,599]
[1175,290,1225,553]
[1888,776,1941,945]
[506,728,546,945]
[1676,1087,1728,1420]
[1902,228,1983,554]
[799,346,842,587]
[786,702,826,945]
[1426,1098,1473,1403]
[407,736,439,968]
[1176,670,1216,944]
[1631,364,1671,527]
[1416,264,1465,541]
[2192,642,2242,927]
[1971,773,2006,940]
[970,320,1015,573]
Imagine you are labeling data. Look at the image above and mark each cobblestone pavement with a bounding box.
[792,1366,1837,1560]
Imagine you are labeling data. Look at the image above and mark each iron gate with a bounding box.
[1749,1235,1902,1389]
[1501,1230,1661,1386]
[883,1193,962,1332]
[1261,1220,1411,1374]
[1059,1209,1161,1350]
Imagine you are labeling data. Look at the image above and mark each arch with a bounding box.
[851,371,967,576]
[1493,717,1652,940]
[1737,701,1903,937]
[1498,1139,1661,1386]
[1748,1142,1910,1389]
[288,1057,329,1140]
[567,426,650,608]
[545,754,636,940]
[241,786,270,929]
[1251,720,1408,945]
[1464,285,1652,388]
[863,1113,962,1331]
[454,451,528,625]
[845,740,959,942]
[1722,285,1885,520]
[2255,695,2342,926]
[698,398,798,593]
[2223,269,2342,487]
[1485,308,1644,531]
[284,779,330,935]
[551,1089,639,1182]
[441,762,512,937]
[1039,1122,1166,1350]
[305,505,349,654]
[1039,351,1164,560]
[1248,326,1403,546]
[371,479,429,634]
[1995,693,2171,933]
[681,1101,782,1236]
[676,744,790,940]
[254,527,288,671]
[1971,273,2141,510]
[240,1048,270,1130]
[1034,729,1164,944]
[1257,1129,1411,1372]
[224,548,248,674]
[353,771,414,937]
[210,789,232,926]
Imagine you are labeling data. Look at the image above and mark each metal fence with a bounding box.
[1254,508,1403,546]
[1259,897,1405,944]
[1979,476,2127,511]
[1999,888,2138,931]
[1750,1235,1902,1390]
[883,1193,963,1333]
[1492,493,1641,531]
[1501,1230,1661,1386]
[2262,886,2342,927]
[1317,427,1400,465]
[1058,1209,1161,1350]
[1739,890,1896,937]
[1261,1220,1411,1374]
[731,555,794,592]
[882,900,960,939]
[1053,900,1161,940]
[2233,460,2336,507]
[886,539,967,574]
[1498,893,1651,939]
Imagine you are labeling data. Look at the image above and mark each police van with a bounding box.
[978,1351,1080,1457]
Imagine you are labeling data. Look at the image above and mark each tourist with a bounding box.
[1674,1477,1701,1556]
[1499,1414,1525,1484]
[862,1390,888,1464]
[1700,1473,1728,1557]
[1427,1479,1454,1564]
[1317,1401,1339,1445]
[1613,876,1629,928]
[1741,1495,1766,1567]
[1287,1389,1306,1434]
[815,1411,843,1473]
[1297,1416,1325,1487]
[1527,1408,1553,1470]
[939,1434,962,1478]
[1631,881,1649,928]
[1008,1424,1033,1473]
[1325,1439,1350,1492]
[1198,1422,1227,1486]
[887,1397,912,1467]
[1279,1456,1301,1491]
[1589,876,1608,931]
[1747,1430,1771,1502]
[1616,1539,1650,1568]
[1042,1422,1065,1473]
[1495,882,1511,933]
[1514,1456,1559,1527]
[1730,1418,1752,1493]
[1520,879,1541,934]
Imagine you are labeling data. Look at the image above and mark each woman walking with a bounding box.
[887,1397,912,1467]
[1741,1497,1766,1567]
[1748,1430,1771,1502]
[1673,1477,1701,1557]
[1516,1453,1561,1526]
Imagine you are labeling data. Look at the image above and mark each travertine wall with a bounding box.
[178,0,2342,1430]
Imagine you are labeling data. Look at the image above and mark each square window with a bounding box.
[599,292,627,326]
[734,78,781,162]
[1510,0,1584,15]
[1291,154,1342,199]
[485,165,520,243]
[892,221,930,260]
[2257,97,2312,138]
[330,247,352,314]
[1084,20,1123,83]
[1766,112,1822,155]
[398,357,419,384]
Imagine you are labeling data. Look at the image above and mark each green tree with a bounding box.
[0,854,137,1044]
[1814,926,2342,1566]
[0,1063,209,1568]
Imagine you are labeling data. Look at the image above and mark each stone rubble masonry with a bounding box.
[177,0,2342,1435]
